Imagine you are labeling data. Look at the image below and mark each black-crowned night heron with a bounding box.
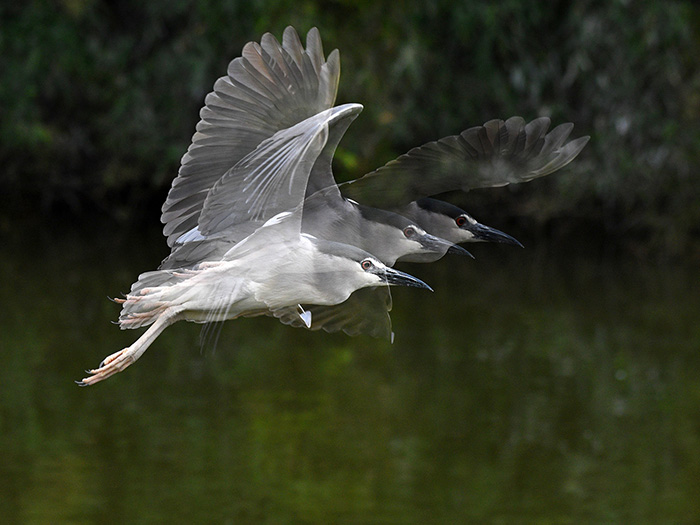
[80,26,588,385]
[398,198,523,250]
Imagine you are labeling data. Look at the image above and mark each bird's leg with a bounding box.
[78,307,184,386]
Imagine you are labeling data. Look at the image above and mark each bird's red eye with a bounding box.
[361,259,373,270]
[455,216,468,227]
[403,226,416,238]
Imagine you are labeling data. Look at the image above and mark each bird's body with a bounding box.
[125,231,414,328]
[82,219,430,385]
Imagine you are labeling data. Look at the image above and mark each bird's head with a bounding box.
[358,255,433,290]
[312,238,433,296]
[413,198,523,247]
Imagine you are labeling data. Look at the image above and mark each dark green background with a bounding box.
[2,0,699,255]
[3,2,700,523]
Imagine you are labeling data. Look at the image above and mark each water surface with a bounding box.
[1,223,699,523]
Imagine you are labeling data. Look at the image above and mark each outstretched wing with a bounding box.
[340,116,590,208]
[160,103,361,269]
[166,104,359,252]
[161,26,341,247]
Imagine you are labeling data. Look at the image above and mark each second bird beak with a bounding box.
[382,267,433,291]
[421,233,475,259]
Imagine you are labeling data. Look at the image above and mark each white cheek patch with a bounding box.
[458,214,478,226]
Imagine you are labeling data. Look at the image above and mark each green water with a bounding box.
[2,224,700,523]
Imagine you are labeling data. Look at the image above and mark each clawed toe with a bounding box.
[78,348,134,386]
[77,308,179,386]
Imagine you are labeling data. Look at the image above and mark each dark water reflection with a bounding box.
[2,223,700,523]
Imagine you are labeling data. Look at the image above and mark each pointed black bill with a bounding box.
[470,223,523,247]
[420,233,474,259]
[446,243,474,258]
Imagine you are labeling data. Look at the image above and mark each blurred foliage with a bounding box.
[2,0,699,254]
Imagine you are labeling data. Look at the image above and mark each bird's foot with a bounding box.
[77,347,136,386]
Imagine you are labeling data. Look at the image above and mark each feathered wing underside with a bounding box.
[271,287,393,340]
[197,104,361,243]
[161,26,341,247]
[159,103,360,270]
[198,120,327,237]
[340,116,590,208]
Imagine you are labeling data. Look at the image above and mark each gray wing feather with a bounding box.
[197,104,359,241]
[161,27,341,246]
[340,116,590,207]
[159,239,230,270]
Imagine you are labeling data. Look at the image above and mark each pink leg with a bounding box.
[78,307,184,386]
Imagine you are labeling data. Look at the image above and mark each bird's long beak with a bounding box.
[469,223,523,247]
[383,267,433,291]
[446,243,474,258]
[421,233,474,259]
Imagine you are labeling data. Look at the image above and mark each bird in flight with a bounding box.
[79,27,588,385]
